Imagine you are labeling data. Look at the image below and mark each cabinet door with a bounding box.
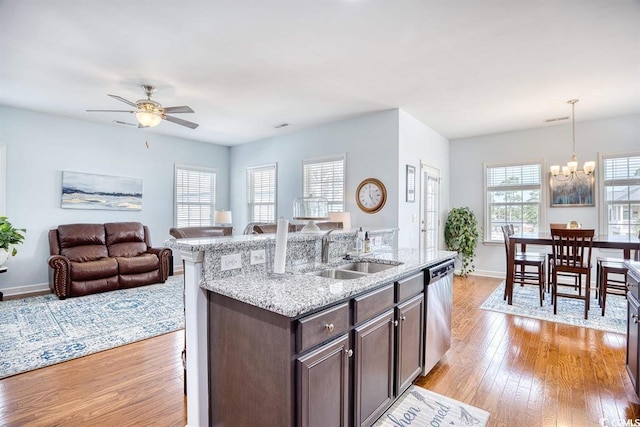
[354,309,395,427]
[627,294,639,394]
[396,293,424,394]
[297,334,350,427]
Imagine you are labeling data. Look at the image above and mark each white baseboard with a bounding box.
[2,282,50,298]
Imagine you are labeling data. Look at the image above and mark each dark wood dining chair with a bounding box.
[501,225,546,306]
[550,228,595,319]
[547,223,579,293]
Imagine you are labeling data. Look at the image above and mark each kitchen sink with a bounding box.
[308,269,368,280]
[337,261,401,274]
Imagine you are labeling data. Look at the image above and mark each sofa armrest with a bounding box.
[48,255,71,299]
[148,247,172,281]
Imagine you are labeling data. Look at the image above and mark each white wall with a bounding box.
[229,110,400,233]
[0,106,230,293]
[449,113,640,277]
[398,110,450,249]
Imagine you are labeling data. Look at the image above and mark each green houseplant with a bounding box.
[444,207,480,276]
[0,216,27,265]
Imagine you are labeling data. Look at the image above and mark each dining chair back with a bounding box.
[550,228,595,319]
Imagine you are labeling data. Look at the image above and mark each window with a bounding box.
[485,162,542,242]
[174,165,216,227]
[602,153,640,237]
[247,164,277,223]
[303,155,345,212]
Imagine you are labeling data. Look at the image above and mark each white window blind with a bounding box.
[247,164,277,223]
[303,155,345,212]
[603,153,640,237]
[174,165,216,228]
[485,162,542,242]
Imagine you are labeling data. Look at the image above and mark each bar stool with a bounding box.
[501,225,546,306]
[597,258,628,316]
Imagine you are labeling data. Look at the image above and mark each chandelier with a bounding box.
[549,99,595,181]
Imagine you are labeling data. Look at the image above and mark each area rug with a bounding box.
[480,281,626,334]
[0,275,184,379]
[374,385,490,426]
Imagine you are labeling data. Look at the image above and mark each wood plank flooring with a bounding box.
[1,275,638,426]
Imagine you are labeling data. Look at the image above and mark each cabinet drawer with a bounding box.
[354,284,394,324]
[297,303,350,353]
[396,272,424,302]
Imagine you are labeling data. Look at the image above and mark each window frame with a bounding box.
[483,160,544,243]
[246,163,278,223]
[174,164,217,228]
[599,151,640,238]
[302,153,346,213]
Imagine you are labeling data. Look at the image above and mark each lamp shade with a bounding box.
[328,212,351,230]
[214,210,232,224]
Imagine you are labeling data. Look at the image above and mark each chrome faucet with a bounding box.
[321,229,337,263]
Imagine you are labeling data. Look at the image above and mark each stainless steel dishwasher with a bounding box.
[422,258,455,375]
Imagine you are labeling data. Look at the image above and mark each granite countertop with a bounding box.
[200,247,456,318]
[627,261,640,280]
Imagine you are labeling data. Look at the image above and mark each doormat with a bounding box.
[374,385,490,426]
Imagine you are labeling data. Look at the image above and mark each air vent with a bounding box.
[544,116,569,123]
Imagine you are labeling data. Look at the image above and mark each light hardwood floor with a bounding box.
[1,275,638,426]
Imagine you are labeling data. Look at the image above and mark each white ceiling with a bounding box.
[1,1,639,146]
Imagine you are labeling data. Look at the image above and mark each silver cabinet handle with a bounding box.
[394,320,399,327]
[346,349,353,358]
[401,315,406,321]
[325,323,335,332]
[634,314,639,324]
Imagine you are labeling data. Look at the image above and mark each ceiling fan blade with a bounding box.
[107,94,139,108]
[86,109,136,113]
[163,115,199,129]
[162,106,194,114]
[113,120,137,127]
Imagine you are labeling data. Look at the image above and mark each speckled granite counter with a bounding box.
[200,248,456,318]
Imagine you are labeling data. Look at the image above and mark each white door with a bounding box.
[420,163,440,252]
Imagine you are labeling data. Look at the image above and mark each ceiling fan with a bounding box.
[87,85,199,129]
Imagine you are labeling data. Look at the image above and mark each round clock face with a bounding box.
[356,178,387,213]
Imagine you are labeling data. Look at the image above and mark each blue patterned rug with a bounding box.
[480,281,626,334]
[0,276,184,379]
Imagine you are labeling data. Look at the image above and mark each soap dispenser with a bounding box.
[364,232,371,253]
[356,227,364,253]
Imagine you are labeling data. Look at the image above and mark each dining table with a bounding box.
[505,232,640,305]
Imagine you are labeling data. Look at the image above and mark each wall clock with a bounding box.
[356,178,387,214]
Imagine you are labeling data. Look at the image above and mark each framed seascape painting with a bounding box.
[61,171,143,211]
[550,172,595,207]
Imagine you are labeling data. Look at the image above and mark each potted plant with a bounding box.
[444,207,480,276]
[0,216,26,266]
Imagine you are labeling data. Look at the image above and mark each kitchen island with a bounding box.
[166,229,455,426]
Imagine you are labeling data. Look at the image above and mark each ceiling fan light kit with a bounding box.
[87,85,199,129]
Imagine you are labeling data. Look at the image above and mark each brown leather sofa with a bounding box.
[48,222,172,299]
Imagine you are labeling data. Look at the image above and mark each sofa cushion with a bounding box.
[105,222,147,257]
[58,224,108,261]
[70,257,119,281]
[116,254,160,275]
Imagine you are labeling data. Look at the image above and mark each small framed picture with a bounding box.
[406,165,415,203]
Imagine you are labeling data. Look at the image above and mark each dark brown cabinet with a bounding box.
[627,266,640,395]
[396,293,425,394]
[298,334,350,427]
[208,270,427,427]
[353,309,396,427]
